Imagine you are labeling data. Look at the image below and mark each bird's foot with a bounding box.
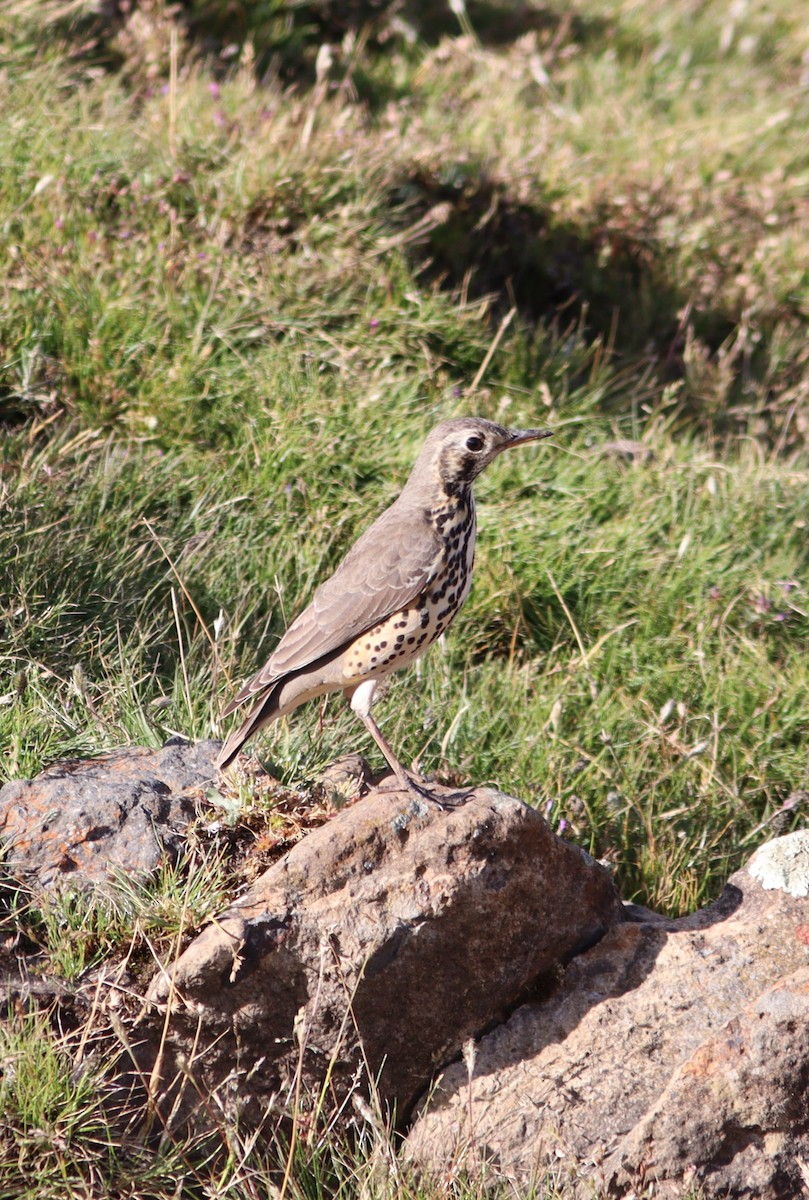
[389,770,473,809]
[427,785,474,810]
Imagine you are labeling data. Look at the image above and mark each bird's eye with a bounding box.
[465,435,485,452]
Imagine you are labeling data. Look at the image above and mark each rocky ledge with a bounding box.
[1,740,807,1198]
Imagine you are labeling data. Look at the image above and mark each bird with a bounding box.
[216,417,552,801]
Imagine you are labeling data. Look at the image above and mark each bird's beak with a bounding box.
[507,427,554,446]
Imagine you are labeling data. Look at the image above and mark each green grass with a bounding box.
[1,0,808,1195]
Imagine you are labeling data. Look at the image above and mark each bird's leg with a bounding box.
[348,681,471,808]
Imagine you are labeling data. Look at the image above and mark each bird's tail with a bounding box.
[216,681,284,771]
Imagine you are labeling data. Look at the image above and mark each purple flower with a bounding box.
[557,818,569,834]
[208,81,221,99]
[55,215,64,230]
[778,579,798,594]
[160,83,169,96]
[369,318,379,329]
[213,109,227,127]
[753,593,771,614]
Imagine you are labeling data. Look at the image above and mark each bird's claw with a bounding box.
[400,773,473,810]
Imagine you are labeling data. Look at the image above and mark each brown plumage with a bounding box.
[217,417,552,799]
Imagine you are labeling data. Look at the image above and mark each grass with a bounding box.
[0,0,807,1194]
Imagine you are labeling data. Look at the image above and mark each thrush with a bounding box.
[217,417,552,800]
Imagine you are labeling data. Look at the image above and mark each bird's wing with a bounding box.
[222,502,443,715]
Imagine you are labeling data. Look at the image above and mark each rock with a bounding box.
[748,828,809,897]
[312,753,373,809]
[0,738,220,889]
[139,785,623,1133]
[406,830,809,1200]
[11,737,804,1197]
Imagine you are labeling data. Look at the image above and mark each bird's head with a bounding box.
[409,417,553,496]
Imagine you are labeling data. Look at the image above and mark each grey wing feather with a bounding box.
[222,500,442,715]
